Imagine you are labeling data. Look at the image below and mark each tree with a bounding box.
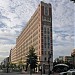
[26,46,38,72]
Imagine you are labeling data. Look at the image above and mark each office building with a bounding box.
[11,1,53,72]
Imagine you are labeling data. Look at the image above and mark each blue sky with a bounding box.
[0,0,75,62]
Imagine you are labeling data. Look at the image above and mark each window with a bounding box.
[42,51,43,55]
[43,16,46,20]
[44,43,46,48]
[44,36,46,43]
[44,6,49,15]
[44,27,46,34]
[47,28,49,34]
[45,51,46,55]
[48,36,50,43]
[72,72,75,75]
[44,57,47,61]
[49,17,51,22]
[48,43,50,48]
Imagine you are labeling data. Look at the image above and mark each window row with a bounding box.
[41,51,52,55]
[42,16,51,22]
[38,57,52,61]
[43,27,51,34]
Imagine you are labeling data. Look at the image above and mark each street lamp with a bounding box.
[71,53,75,69]
[72,55,75,68]
[48,53,52,75]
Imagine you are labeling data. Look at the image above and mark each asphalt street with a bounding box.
[0,73,47,75]
[0,73,59,75]
[0,70,59,75]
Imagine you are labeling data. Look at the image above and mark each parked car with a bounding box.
[67,70,75,75]
[67,69,75,71]
[59,72,67,75]
[59,70,75,75]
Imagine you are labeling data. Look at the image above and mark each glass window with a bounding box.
[44,43,46,48]
[44,16,46,20]
[44,57,46,61]
[48,43,50,48]
[72,72,75,75]
[45,51,46,55]
[44,6,49,15]
[44,36,46,43]
[49,17,51,22]
[47,28,49,34]
[42,51,43,55]
[44,27,46,34]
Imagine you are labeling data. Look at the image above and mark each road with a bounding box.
[0,73,59,75]
[0,70,59,75]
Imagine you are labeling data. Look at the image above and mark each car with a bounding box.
[67,70,75,75]
[67,69,75,71]
[59,72,67,75]
[0,69,3,72]
[59,70,75,75]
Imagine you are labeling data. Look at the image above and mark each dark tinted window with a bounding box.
[72,72,75,75]
[63,73,67,75]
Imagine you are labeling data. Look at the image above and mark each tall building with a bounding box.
[11,1,53,72]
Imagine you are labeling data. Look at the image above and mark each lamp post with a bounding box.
[6,62,9,73]
[71,53,75,69]
[48,53,52,75]
[72,55,75,69]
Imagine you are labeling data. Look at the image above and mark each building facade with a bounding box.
[54,56,72,64]
[71,49,75,66]
[11,1,53,72]
[10,47,17,64]
[1,57,9,67]
[63,56,72,64]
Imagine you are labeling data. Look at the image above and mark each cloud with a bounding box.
[0,44,15,52]
[53,45,74,60]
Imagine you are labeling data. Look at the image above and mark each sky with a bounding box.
[0,0,75,62]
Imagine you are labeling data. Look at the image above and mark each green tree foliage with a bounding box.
[26,46,38,70]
